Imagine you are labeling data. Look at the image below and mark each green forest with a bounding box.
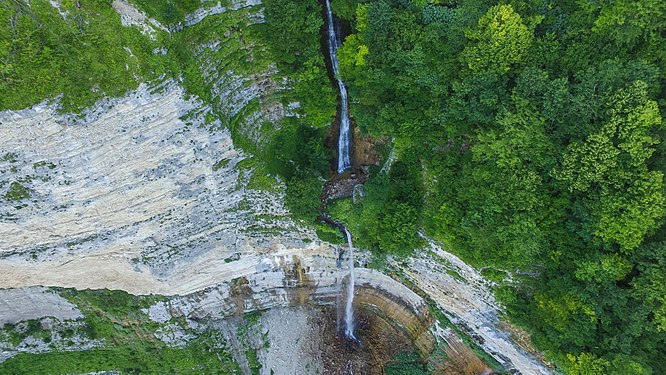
[263,0,666,373]
[320,0,666,374]
[1,0,665,373]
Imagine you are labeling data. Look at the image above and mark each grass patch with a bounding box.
[385,352,429,374]
[315,222,344,244]
[32,161,57,170]
[234,157,282,193]
[445,268,465,282]
[224,253,240,263]
[480,268,508,284]
[0,289,241,374]
[129,0,211,25]
[213,159,231,171]
[0,337,240,374]
[1,320,49,347]
[1,152,18,163]
[4,182,29,201]
[0,1,170,112]
[248,167,281,193]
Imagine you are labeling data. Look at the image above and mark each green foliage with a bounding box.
[168,31,212,103]
[4,181,29,201]
[291,55,338,128]
[384,351,428,375]
[2,0,665,373]
[331,0,359,21]
[374,202,422,255]
[331,150,425,256]
[261,0,336,127]
[267,119,330,179]
[0,341,240,374]
[584,0,666,49]
[554,81,664,251]
[0,0,167,112]
[213,159,230,171]
[0,289,240,374]
[315,222,344,244]
[265,118,330,221]
[339,0,666,372]
[128,0,203,25]
[562,352,651,375]
[262,0,322,69]
[562,352,612,375]
[461,4,535,73]
[165,6,273,108]
[285,177,324,221]
[338,33,369,82]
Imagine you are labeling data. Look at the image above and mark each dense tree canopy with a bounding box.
[332,0,666,373]
[461,4,534,73]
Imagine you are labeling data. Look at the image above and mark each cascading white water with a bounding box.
[343,227,356,339]
[323,0,356,341]
[324,0,352,174]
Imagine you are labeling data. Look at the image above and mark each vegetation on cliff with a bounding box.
[0,0,169,112]
[0,0,335,223]
[0,289,241,373]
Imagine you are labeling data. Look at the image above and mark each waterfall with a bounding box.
[343,226,356,339]
[324,0,352,173]
[321,0,356,341]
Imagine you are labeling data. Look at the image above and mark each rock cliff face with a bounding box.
[398,239,553,374]
[0,288,82,326]
[0,82,314,294]
[177,0,290,150]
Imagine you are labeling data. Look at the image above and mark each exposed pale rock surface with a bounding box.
[112,0,168,39]
[0,79,553,373]
[397,238,553,374]
[0,287,82,325]
[179,0,264,29]
[259,308,323,375]
[0,82,315,295]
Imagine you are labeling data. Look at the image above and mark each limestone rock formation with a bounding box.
[0,82,314,294]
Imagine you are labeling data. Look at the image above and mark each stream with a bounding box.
[342,226,356,339]
[324,0,352,174]
[323,0,357,340]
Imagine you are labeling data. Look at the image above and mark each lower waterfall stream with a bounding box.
[342,226,357,340]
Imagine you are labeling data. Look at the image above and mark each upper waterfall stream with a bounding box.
[324,0,352,174]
